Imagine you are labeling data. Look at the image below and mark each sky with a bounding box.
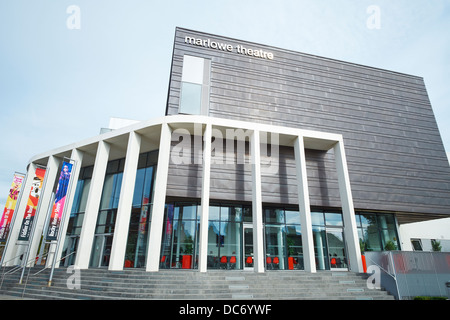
[0,0,449,210]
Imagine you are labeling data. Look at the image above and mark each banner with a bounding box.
[18,167,46,241]
[46,162,73,240]
[0,173,25,241]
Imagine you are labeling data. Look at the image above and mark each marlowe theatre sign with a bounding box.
[185,36,274,60]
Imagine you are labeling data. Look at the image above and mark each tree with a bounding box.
[431,240,442,252]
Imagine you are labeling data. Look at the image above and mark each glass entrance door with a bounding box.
[243,224,254,270]
[90,234,113,268]
[62,236,79,267]
[326,229,348,270]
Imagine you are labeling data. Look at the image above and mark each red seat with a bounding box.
[230,256,236,264]
[246,256,253,264]
[266,257,272,264]
[273,257,279,264]
[220,256,227,263]
[124,260,134,268]
[330,258,337,266]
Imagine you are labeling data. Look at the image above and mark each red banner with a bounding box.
[18,167,46,241]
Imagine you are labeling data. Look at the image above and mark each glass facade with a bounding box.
[311,210,347,270]
[207,204,244,270]
[90,158,124,268]
[124,151,157,268]
[61,166,92,266]
[264,208,303,270]
[160,203,307,271]
[160,202,200,269]
[66,165,401,271]
[355,212,400,252]
[64,152,158,269]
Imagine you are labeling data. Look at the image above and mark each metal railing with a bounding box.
[364,251,450,300]
[20,251,77,298]
[1,251,76,298]
[0,253,27,289]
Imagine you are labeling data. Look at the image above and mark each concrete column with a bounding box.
[333,140,363,273]
[54,148,84,267]
[75,140,110,269]
[251,130,264,273]
[146,123,172,272]
[198,123,212,272]
[294,136,316,273]
[109,131,141,270]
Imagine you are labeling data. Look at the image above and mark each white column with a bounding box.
[109,131,141,270]
[333,140,363,273]
[2,163,37,266]
[54,148,84,267]
[75,140,110,269]
[146,123,172,272]
[294,136,316,273]
[198,123,212,273]
[251,130,264,273]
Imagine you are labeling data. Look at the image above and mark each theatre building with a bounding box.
[2,28,450,275]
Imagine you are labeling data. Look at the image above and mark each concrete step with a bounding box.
[0,267,395,300]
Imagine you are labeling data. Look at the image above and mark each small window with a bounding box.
[411,239,423,251]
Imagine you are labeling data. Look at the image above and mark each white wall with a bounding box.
[399,217,450,251]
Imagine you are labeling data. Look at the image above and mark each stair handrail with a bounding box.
[0,251,50,295]
[32,251,77,276]
[21,251,76,298]
[0,253,27,289]
[20,251,50,283]
[364,253,396,280]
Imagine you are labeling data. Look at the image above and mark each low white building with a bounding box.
[399,218,450,252]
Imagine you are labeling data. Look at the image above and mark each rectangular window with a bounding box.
[180,82,202,114]
[179,55,210,115]
[182,55,206,84]
[263,207,303,270]
[265,225,286,270]
[125,151,157,268]
[160,203,201,270]
[356,212,400,251]
[207,204,243,270]
[411,239,423,251]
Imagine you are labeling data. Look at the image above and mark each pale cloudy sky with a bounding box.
[0,0,449,209]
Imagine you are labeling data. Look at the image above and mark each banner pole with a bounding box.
[36,193,54,266]
[0,172,27,267]
[48,159,77,287]
[19,166,48,285]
